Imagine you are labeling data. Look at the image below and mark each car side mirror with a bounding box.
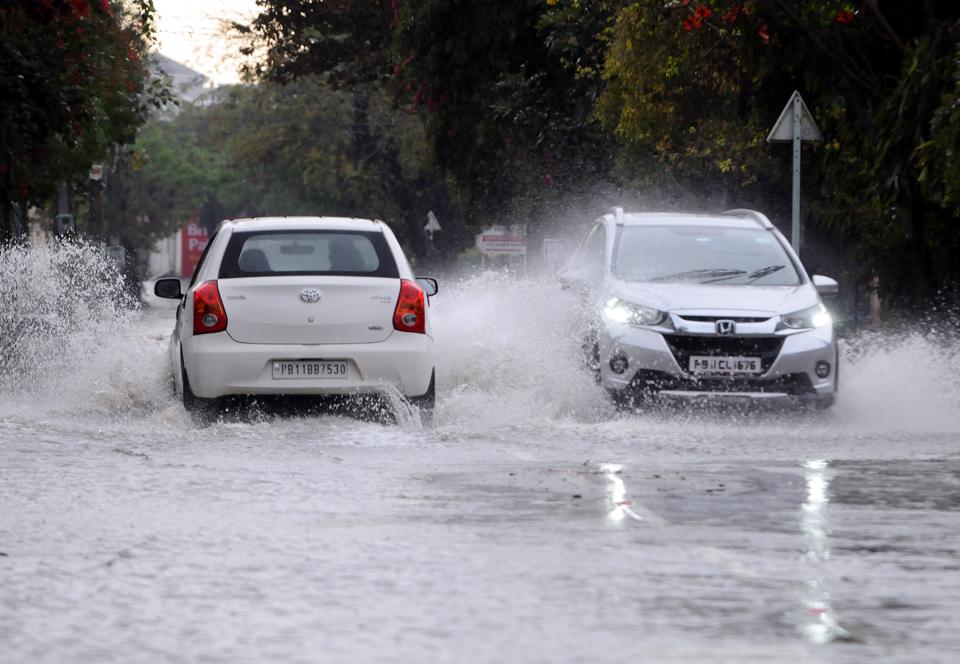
[154,278,183,299]
[416,277,438,297]
[812,275,839,297]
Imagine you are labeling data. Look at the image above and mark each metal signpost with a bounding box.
[767,91,823,257]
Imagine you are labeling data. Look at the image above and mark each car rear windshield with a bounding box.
[219,230,399,278]
[613,225,802,286]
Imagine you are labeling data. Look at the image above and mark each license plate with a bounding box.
[689,356,761,374]
[272,360,348,379]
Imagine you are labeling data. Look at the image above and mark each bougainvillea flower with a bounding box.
[836,10,855,26]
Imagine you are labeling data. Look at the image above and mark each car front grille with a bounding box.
[677,315,772,323]
[663,334,784,374]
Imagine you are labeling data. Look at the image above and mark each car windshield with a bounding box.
[613,225,802,286]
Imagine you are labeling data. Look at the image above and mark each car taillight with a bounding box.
[193,280,228,335]
[393,279,426,334]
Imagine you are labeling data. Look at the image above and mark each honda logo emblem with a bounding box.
[715,319,736,335]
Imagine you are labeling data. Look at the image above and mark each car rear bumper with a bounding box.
[599,324,837,398]
[182,331,434,399]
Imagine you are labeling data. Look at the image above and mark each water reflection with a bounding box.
[800,459,849,643]
[600,463,643,523]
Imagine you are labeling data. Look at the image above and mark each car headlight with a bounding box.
[603,297,667,327]
[780,303,831,330]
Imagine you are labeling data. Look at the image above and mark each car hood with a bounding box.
[609,280,818,315]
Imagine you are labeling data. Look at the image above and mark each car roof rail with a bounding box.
[723,208,774,229]
[610,206,625,225]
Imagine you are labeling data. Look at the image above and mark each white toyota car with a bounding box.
[153,217,437,415]
[559,208,839,408]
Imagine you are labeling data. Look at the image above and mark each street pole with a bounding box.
[767,91,823,259]
[792,93,802,256]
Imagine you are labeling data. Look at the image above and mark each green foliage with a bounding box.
[593,1,960,302]
[0,0,162,239]
[123,78,448,258]
[392,0,618,226]
[236,0,396,85]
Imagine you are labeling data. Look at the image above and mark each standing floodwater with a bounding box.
[2,245,960,663]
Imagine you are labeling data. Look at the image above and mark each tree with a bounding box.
[236,0,396,85]
[595,1,960,303]
[0,0,162,242]
[391,0,620,228]
[122,77,449,262]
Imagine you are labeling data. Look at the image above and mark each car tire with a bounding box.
[607,387,637,411]
[180,349,215,421]
[589,341,601,384]
[408,370,436,422]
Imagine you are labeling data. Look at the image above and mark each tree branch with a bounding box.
[863,0,906,52]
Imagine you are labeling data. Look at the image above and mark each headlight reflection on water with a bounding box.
[600,462,643,524]
[800,459,850,644]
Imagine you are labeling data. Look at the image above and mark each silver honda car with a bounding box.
[559,208,839,408]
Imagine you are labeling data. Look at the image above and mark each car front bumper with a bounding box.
[182,330,434,399]
[598,322,837,401]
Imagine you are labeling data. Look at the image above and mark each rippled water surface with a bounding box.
[2,244,959,663]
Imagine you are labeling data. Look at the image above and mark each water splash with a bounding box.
[838,328,960,433]
[0,240,167,416]
[430,270,960,436]
[431,270,611,431]
[2,247,959,438]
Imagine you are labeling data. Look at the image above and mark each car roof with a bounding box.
[610,209,774,230]
[221,216,385,233]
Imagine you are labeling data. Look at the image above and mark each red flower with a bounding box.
[836,10,855,26]
[758,20,770,43]
[722,5,741,23]
[682,4,712,30]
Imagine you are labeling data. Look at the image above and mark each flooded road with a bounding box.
[2,250,960,663]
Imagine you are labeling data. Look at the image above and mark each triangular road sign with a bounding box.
[767,91,823,143]
[424,210,442,232]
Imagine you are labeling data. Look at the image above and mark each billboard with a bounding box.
[476,227,527,256]
[180,219,209,277]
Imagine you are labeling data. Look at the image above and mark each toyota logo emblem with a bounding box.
[299,288,321,303]
[715,319,736,335]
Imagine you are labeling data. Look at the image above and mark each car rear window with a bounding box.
[219,230,399,278]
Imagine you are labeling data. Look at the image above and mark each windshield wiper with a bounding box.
[647,268,746,283]
[700,264,787,284]
[745,264,786,283]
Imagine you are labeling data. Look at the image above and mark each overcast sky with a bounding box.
[153,0,259,85]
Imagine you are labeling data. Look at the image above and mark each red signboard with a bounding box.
[181,218,209,277]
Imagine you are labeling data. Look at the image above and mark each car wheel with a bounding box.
[607,387,637,411]
[180,349,215,421]
[580,332,601,383]
[408,370,436,422]
[589,342,601,383]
